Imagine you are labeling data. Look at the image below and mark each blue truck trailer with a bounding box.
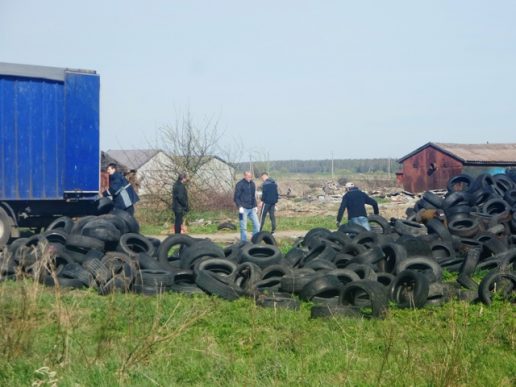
[0,62,101,247]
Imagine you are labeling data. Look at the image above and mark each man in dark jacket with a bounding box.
[234,171,260,241]
[259,172,278,233]
[172,173,189,234]
[105,163,139,215]
[336,182,379,231]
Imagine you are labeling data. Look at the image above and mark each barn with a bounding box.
[397,142,516,193]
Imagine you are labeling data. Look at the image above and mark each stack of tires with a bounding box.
[0,171,514,320]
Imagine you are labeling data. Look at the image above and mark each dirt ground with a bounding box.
[153,176,416,244]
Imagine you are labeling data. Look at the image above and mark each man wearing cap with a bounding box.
[336,182,379,231]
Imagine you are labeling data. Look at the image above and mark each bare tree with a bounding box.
[141,111,241,212]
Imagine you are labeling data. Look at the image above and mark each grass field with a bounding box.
[0,278,514,386]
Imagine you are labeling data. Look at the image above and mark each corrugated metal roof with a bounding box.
[398,142,516,165]
[106,149,161,171]
[0,62,96,82]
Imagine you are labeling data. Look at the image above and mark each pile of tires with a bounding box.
[0,171,514,319]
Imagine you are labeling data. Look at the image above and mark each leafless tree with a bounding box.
[141,111,241,212]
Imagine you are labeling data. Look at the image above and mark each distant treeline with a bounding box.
[235,159,399,174]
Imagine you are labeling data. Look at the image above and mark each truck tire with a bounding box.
[0,207,13,248]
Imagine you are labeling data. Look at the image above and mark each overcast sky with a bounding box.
[2,1,515,161]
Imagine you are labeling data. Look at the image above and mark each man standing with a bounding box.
[259,172,278,234]
[234,171,260,241]
[336,182,379,231]
[105,163,139,215]
[172,173,189,234]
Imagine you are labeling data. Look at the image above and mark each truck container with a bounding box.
[0,62,101,246]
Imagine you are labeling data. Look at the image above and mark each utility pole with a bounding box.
[331,152,334,181]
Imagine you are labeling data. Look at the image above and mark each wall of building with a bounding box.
[401,147,463,192]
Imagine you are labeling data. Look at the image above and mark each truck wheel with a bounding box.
[0,208,13,248]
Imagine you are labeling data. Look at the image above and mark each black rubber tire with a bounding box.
[118,233,155,256]
[378,242,407,273]
[425,219,452,241]
[240,244,282,269]
[46,216,74,234]
[448,217,481,238]
[457,273,478,291]
[254,277,283,293]
[59,262,94,286]
[279,269,320,294]
[42,229,68,246]
[255,293,300,310]
[283,247,306,267]
[110,208,140,233]
[261,264,292,280]
[98,214,130,235]
[304,258,337,271]
[340,280,389,318]
[179,241,225,270]
[101,251,136,284]
[478,270,516,305]
[395,256,443,283]
[338,223,367,235]
[459,247,481,276]
[157,234,196,264]
[194,258,238,277]
[135,269,175,288]
[232,262,263,292]
[223,241,249,262]
[430,241,455,262]
[393,219,427,237]
[344,263,377,281]
[303,228,332,249]
[83,258,111,285]
[347,245,385,266]
[81,219,121,243]
[499,248,516,271]
[442,191,472,209]
[66,234,105,252]
[299,274,343,301]
[390,270,430,308]
[96,196,114,214]
[251,231,277,246]
[395,235,433,258]
[447,174,474,193]
[423,191,444,208]
[327,267,360,282]
[299,242,336,267]
[136,253,168,271]
[69,216,97,235]
[195,270,245,300]
[376,272,396,287]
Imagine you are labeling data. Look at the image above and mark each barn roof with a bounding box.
[106,149,162,171]
[398,142,516,165]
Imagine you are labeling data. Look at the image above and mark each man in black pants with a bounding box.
[172,173,189,234]
[259,172,279,234]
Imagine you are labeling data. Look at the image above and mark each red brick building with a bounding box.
[397,142,516,193]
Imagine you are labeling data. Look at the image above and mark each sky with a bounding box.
[1,1,516,161]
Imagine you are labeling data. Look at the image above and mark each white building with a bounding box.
[105,149,235,196]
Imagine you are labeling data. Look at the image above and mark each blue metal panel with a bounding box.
[0,75,66,200]
[63,72,100,193]
[0,64,99,201]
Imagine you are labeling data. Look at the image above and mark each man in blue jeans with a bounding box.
[234,171,260,241]
[336,182,379,231]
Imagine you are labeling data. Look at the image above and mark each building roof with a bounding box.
[106,149,162,171]
[398,142,516,165]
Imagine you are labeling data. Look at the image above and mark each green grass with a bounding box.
[0,279,514,386]
[138,209,338,236]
